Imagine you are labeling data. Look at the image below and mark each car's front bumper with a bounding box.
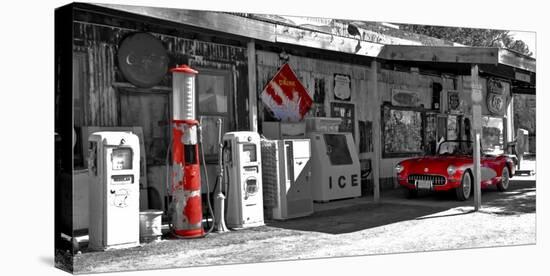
[397,175,461,191]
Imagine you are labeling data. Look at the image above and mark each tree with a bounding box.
[400,25,533,56]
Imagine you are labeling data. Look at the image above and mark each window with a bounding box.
[197,74,228,114]
[196,70,232,162]
[481,116,504,154]
[119,90,170,166]
[382,105,423,157]
[311,77,326,117]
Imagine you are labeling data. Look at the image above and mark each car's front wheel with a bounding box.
[497,167,510,192]
[456,171,472,201]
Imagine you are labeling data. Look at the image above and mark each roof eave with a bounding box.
[498,49,536,73]
[86,3,536,73]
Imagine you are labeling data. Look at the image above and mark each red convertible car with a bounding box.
[395,140,515,201]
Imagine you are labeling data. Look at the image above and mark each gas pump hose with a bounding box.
[199,123,216,236]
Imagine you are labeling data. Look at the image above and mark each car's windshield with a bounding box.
[437,140,474,155]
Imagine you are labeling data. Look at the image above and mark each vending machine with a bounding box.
[223,131,264,228]
[88,131,140,250]
[307,119,361,202]
[261,139,313,220]
[262,121,306,139]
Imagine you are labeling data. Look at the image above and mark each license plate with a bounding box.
[416,180,433,190]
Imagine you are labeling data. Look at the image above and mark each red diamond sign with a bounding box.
[260,63,313,122]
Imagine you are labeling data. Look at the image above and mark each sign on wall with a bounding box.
[117,32,169,88]
[486,78,507,115]
[391,89,422,107]
[447,91,462,114]
[331,102,355,137]
[333,74,351,101]
[447,115,458,140]
[515,71,531,83]
[260,63,313,122]
[312,77,327,117]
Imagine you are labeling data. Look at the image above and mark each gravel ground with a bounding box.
[70,173,536,274]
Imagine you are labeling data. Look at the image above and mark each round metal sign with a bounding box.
[117,33,169,88]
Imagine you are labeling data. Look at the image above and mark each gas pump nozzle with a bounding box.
[214,118,229,233]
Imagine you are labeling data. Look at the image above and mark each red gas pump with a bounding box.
[170,65,204,238]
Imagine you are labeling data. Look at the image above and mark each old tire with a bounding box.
[456,171,472,201]
[497,167,510,192]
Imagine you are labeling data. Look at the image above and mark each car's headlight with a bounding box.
[447,165,457,176]
[395,164,404,174]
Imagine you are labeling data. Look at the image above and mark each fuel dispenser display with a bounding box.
[88,131,140,250]
[223,132,264,228]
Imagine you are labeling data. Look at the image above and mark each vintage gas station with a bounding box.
[54,2,536,272]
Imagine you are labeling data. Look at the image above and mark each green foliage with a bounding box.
[400,25,532,56]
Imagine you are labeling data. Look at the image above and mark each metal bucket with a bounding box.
[139,210,163,243]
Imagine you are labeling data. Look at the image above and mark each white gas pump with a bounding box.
[223,131,264,228]
[88,131,140,250]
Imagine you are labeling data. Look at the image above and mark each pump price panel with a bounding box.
[111,175,134,184]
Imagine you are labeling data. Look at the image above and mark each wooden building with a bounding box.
[55,3,536,233]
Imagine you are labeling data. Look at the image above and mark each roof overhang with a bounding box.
[378,45,535,73]
[498,49,536,73]
[84,3,536,75]
[378,45,499,65]
[88,3,385,58]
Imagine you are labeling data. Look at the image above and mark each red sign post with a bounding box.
[260,63,313,122]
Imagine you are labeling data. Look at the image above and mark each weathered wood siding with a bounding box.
[73,21,248,128]
[72,20,250,209]
[256,50,373,147]
[74,44,117,126]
